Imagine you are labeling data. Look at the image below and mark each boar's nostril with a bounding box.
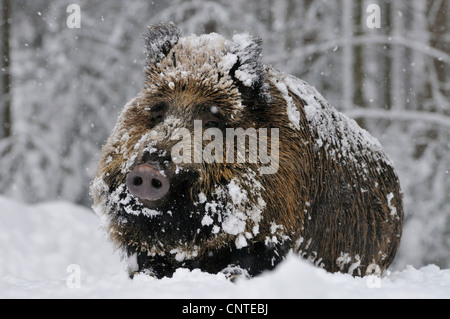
[151,178,163,189]
[133,176,143,187]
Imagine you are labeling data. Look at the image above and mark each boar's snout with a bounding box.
[126,164,169,201]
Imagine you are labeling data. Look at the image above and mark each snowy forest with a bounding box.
[0,0,449,272]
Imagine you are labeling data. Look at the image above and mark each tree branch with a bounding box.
[343,108,450,128]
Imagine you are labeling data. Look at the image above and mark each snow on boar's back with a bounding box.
[90,22,403,279]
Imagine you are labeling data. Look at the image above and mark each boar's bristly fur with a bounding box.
[90,23,403,279]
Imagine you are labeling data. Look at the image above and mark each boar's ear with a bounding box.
[229,33,270,104]
[144,22,181,67]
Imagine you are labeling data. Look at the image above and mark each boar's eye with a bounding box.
[150,103,166,124]
[204,120,219,129]
[152,112,164,123]
[203,114,220,129]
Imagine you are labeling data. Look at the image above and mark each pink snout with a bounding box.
[126,164,169,201]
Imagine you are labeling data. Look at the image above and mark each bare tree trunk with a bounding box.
[353,0,365,109]
[342,0,354,109]
[382,1,392,110]
[407,1,427,111]
[1,0,12,139]
[391,0,406,110]
[429,0,449,110]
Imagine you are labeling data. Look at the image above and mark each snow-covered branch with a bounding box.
[266,35,450,65]
[344,108,450,128]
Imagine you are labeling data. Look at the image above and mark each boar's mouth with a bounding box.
[116,167,210,248]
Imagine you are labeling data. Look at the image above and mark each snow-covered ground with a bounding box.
[0,195,449,299]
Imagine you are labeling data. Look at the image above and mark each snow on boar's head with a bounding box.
[91,22,404,279]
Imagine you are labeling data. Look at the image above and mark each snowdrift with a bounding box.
[0,195,449,299]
